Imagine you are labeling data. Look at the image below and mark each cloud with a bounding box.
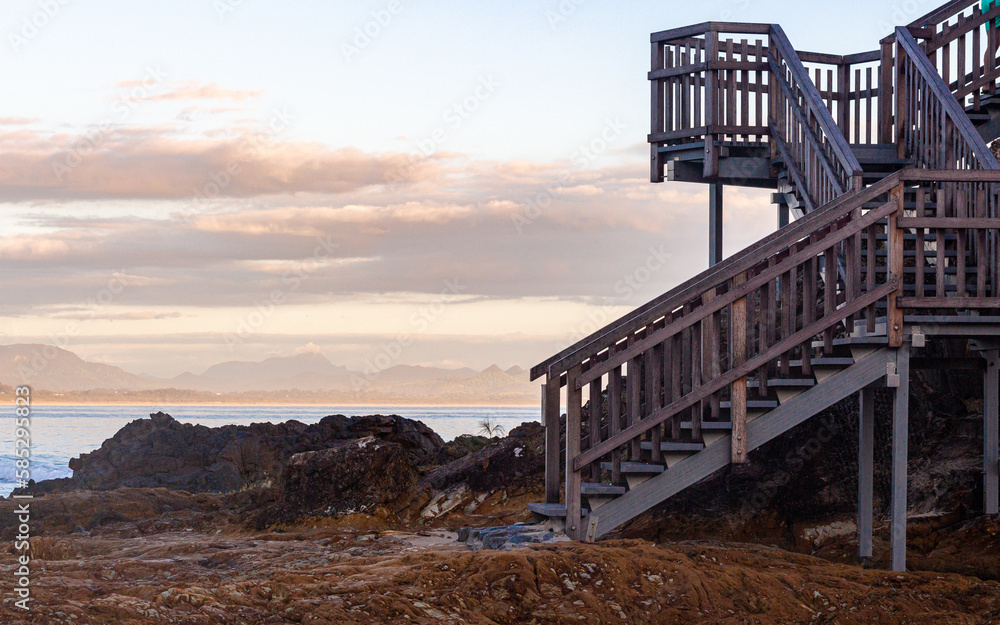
[48,311,185,321]
[0,127,445,201]
[120,80,263,102]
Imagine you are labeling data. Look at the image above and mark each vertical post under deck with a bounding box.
[985,351,999,515]
[544,377,561,505]
[565,366,583,540]
[710,182,724,266]
[891,343,910,572]
[858,386,875,559]
[777,202,789,230]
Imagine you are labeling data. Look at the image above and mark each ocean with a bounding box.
[1,404,541,496]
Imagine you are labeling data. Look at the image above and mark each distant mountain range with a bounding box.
[0,344,536,403]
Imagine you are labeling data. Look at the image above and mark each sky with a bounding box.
[0,0,940,379]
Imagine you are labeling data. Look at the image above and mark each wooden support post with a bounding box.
[565,365,583,540]
[704,31,720,178]
[985,351,999,515]
[880,39,894,145]
[888,182,905,348]
[837,63,849,140]
[544,377,561,505]
[778,202,789,229]
[651,40,665,182]
[732,274,748,464]
[893,37,906,160]
[710,183,724,266]
[890,343,910,573]
[859,386,875,559]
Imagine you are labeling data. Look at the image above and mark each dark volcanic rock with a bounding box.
[279,437,419,518]
[33,412,443,495]
[419,421,545,493]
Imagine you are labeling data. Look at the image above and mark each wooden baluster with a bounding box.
[701,289,716,434]
[761,256,777,391]
[803,236,818,376]
[670,315,683,440]
[957,188,968,298]
[627,355,641,461]
[692,304,704,443]
[974,11,982,111]
[589,375,603,483]
[781,263,793,374]
[609,365,623,487]
[650,345,663,464]
[741,39,750,137]
[824,225,837,353]
[565,364,583,540]
[916,188,926,298]
[865,66,874,145]
[977,188,988,297]
[937,188,947,299]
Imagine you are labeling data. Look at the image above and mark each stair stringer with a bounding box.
[591,347,895,539]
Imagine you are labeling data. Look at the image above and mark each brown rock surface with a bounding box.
[2,525,1000,624]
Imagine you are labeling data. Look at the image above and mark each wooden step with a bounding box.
[580,483,627,497]
[640,441,705,452]
[721,399,779,410]
[600,462,665,474]
[812,335,888,349]
[747,378,815,389]
[789,357,855,368]
[528,503,589,520]
[680,421,733,430]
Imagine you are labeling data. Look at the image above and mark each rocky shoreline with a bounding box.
[1,408,999,623]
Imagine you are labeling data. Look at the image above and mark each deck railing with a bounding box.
[536,169,1000,539]
[649,23,863,208]
[908,0,1000,110]
[797,49,884,146]
[894,26,1000,170]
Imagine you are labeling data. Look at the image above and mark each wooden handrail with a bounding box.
[769,25,864,181]
[909,0,978,29]
[529,170,905,382]
[650,21,771,44]
[895,27,1000,170]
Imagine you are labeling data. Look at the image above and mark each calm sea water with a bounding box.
[1,405,541,496]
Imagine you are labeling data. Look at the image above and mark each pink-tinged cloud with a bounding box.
[119,80,264,102]
[0,128,445,201]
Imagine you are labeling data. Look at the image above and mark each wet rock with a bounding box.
[29,412,443,495]
[278,437,418,519]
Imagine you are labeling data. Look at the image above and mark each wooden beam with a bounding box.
[543,379,561,504]
[565,365,583,540]
[859,387,875,559]
[986,351,999,515]
[732,273,748,464]
[709,183,724,266]
[888,183,905,348]
[890,343,910,573]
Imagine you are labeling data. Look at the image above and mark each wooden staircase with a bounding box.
[529,0,1000,573]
